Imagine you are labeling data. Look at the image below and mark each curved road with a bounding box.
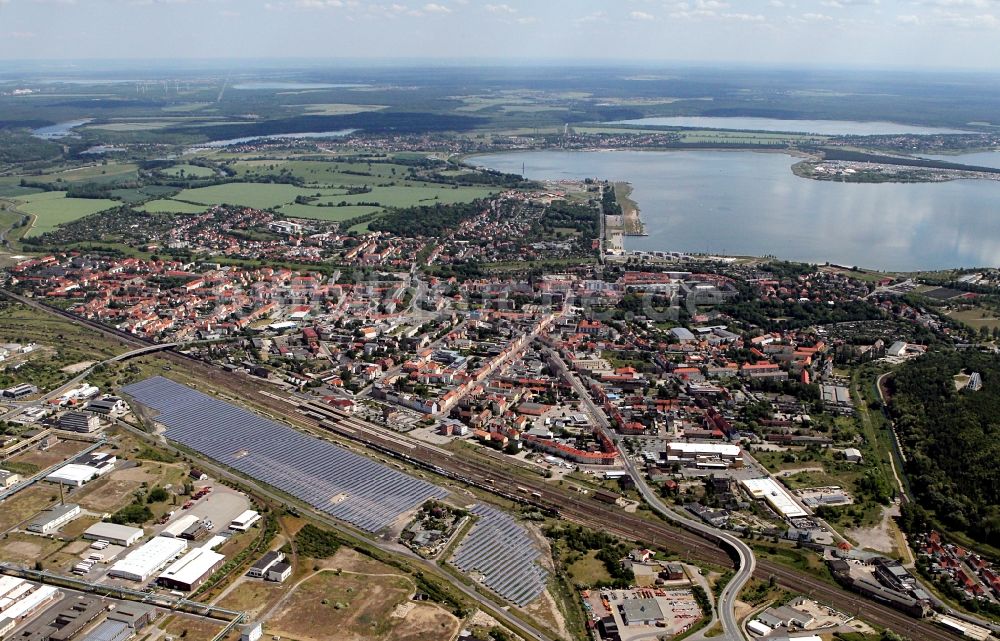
[0,341,180,422]
[546,347,754,640]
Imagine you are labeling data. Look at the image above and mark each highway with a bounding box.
[0,289,966,641]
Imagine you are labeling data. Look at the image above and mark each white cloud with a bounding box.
[422,2,450,13]
[721,11,765,20]
[575,10,606,24]
[629,10,655,20]
[516,15,537,24]
[485,3,515,13]
[896,13,922,23]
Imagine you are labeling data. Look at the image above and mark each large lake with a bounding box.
[469,150,1000,271]
[611,116,975,136]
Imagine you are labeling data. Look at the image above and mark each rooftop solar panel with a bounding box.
[123,377,447,533]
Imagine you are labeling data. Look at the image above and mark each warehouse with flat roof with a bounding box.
[741,478,808,519]
[83,522,144,547]
[157,547,225,592]
[109,536,187,582]
[160,514,200,539]
[27,503,81,534]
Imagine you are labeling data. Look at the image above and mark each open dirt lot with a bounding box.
[76,462,184,513]
[267,562,459,641]
[9,439,91,470]
[0,485,59,532]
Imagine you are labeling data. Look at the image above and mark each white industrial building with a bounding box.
[109,536,187,582]
[45,464,102,487]
[83,522,144,547]
[229,510,261,532]
[0,582,59,623]
[667,442,741,461]
[160,514,201,538]
[45,453,116,487]
[27,504,81,534]
[741,478,808,519]
[157,547,225,592]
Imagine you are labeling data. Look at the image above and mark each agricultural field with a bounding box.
[12,191,118,236]
[172,183,341,209]
[159,163,217,178]
[231,159,420,186]
[26,163,139,185]
[946,306,1000,331]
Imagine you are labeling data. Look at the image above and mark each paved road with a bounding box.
[546,347,753,641]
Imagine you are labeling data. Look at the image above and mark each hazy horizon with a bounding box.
[2,0,1000,71]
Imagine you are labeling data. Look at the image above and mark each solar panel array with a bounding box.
[451,504,548,607]
[122,377,447,533]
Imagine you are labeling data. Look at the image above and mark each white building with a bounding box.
[27,504,81,534]
[157,547,225,592]
[843,448,863,464]
[741,478,808,519]
[229,510,261,532]
[160,514,200,539]
[667,442,741,461]
[109,536,187,582]
[83,522,144,547]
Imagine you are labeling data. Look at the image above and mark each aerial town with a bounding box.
[0,145,997,641]
[2,27,1000,641]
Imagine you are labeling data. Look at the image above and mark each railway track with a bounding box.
[0,290,961,640]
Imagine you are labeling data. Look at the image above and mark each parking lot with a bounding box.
[584,587,703,641]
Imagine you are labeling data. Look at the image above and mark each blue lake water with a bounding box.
[31,118,92,139]
[470,149,1000,271]
[610,116,975,136]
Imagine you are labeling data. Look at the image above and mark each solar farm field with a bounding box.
[450,504,548,607]
[121,377,448,533]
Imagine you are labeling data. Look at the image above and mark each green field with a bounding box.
[232,159,417,186]
[172,183,340,209]
[172,180,495,214]
[138,199,212,214]
[328,184,496,208]
[30,163,139,185]
[14,192,118,236]
[160,164,217,178]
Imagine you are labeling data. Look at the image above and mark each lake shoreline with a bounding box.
[468,148,1000,271]
[613,182,645,236]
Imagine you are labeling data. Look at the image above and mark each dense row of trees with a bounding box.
[888,351,1000,544]
[369,200,483,237]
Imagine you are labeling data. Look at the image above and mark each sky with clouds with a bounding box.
[0,0,998,70]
